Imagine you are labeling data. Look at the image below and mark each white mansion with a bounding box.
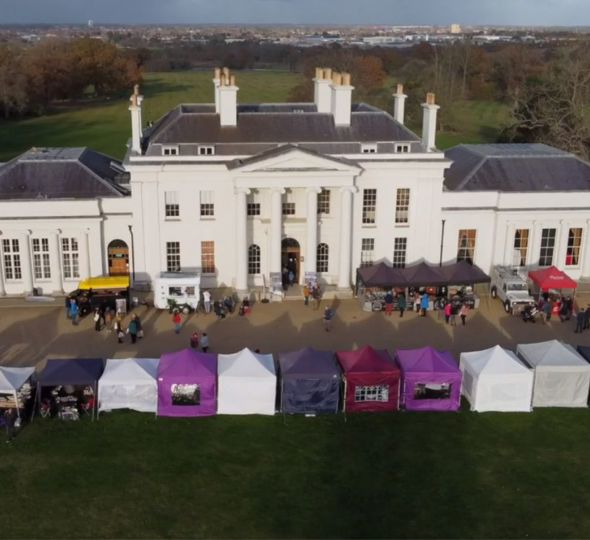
[1,67,590,296]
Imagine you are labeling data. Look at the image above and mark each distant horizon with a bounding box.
[0,0,589,27]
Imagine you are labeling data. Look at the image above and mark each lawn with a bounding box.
[2,407,590,538]
[0,71,511,163]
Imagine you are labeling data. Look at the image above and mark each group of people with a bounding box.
[303,282,322,308]
[381,290,470,325]
[189,331,210,353]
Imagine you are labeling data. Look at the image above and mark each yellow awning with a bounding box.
[78,276,130,290]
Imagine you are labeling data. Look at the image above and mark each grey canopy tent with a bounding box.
[278,347,341,414]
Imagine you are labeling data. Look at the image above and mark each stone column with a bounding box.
[306,187,321,275]
[270,188,285,274]
[0,232,6,296]
[24,230,34,294]
[235,188,250,292]
[338,187,355,289]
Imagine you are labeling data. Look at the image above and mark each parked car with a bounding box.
[489,266,535,313]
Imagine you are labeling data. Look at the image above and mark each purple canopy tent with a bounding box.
[157,349,217,417]
[395,347,462,412]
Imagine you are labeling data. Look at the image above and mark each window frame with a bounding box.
[198,145,215,156]
[164,191,180,219]
[361,143,378,154]
[162,146,179,156]
[317,243,329,273]
[61,237,80,280]
[354,385,389,402]
[393,237,407,268]
[32,237,51,280]
[539,228,556,267]
[361,238,375,267]
[395,143,411,153]
[456,229,477,264]
[166,241,181,273]
[513,228,529,267]
[2,238,22,281]
[566,227,583,267]
[362,189,377,225]
[248,244,261,275]
[201,241,215,274]
[317,189,330,215]
[395,188,410,225]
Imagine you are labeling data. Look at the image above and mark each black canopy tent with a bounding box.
[356,261,490,311]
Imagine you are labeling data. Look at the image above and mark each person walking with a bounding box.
[449,304,457,326]
[69,300,79,326]
[172,310,182,334]
[420,293,429,317]
[134,314,143,339]
[543,300,552,323]
[203,290,211,314]
[128,316,138,344]
[201,333,209,353]
[190,331,199,349]
[397,293,406,318]
[313,285,322,310]
[460,304,469,326]
[444,302,451,324]
[65,296,72,319]
[575,308,585,333]
[384,290,394,316]
[93,308,102,332]
[303,284,310,306]
[323,306,335,332]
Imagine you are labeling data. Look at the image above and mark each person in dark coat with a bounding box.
[384,291,394,316]
[128,317,138,344]
[397,293,407,318]
[575,309,585,333]
[584,306,590,331]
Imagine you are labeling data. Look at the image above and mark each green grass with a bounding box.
[2,407,590,538]
[0,71,302,162]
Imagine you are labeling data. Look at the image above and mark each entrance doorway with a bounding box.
[107,239,129,276]
[281,238,300,287]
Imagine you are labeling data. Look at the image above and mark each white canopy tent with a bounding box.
[218,348,276,415]
[517,340,590,408]
[98,358,159,414]
[0,366,35,418]
[460,345,533,412]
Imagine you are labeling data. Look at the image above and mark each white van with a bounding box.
[154,273,201,312]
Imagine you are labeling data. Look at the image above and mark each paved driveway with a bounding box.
[1,295,590,367]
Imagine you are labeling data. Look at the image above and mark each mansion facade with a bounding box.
[1,68,590,296]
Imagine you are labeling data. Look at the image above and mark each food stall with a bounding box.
[528,266,577,316]
[0,366,36,420]
[356,261,490,312]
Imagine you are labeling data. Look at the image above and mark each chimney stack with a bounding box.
[213,67,221,113]
[128,84,144,154]
[313,66,332,114]
[219,68,238,127]
[421,92,439,151]
[331,71,354,127]
[393,83,407,125]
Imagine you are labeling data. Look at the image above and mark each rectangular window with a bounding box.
[165,191,180,218]
[362,189,377,224]
[355,385,389,402]
[166,241,181,272]
[361,238,375,267]
[248,245,261,275]
[395,144,410,153]
[539,228,556,267]
[201,241,215,274]
[247,192,261,216]
[282,202,296,216]
[414,383,452,400]
[163,146,178,156]
[457,229,476,263]
[393,238,407,268]
[2,239,22,281]
[200,191,214,217]
[566,228,582,266]
[361,143,378,154]
[317,189,330,215]
[513,229,529,267]
[198,146,215,156]
[62,238,79,279]
[32,238,51,279]
[317,243,329,273]
[395,188,410,224]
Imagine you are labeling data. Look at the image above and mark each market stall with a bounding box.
[395,347,461,412]
[460,346,533,412]
[528,266,577,293]
[0,366,35,419]
[336,346,400,413]
[356,261,489,312]
[98,358,159,415]
[218,348,276,415]
[36,358,104,420]
[516,340,590,408]
[278,347,341,415]
[157,349,217,417]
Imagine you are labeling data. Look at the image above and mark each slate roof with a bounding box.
[144,103,420,150]
[444,143,590,192]
[0,148,129,200]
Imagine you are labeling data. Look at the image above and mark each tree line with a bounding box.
[0,38,142,118]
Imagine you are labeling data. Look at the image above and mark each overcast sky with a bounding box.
[0,0,588,26]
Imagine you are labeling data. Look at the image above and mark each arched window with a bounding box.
[248,244,261,274]
[317,243,329,273]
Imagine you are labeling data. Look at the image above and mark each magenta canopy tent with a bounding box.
[157,349,217,417]
[395,347,462,412]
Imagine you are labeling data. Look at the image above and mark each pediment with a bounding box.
[230,146,361,174]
